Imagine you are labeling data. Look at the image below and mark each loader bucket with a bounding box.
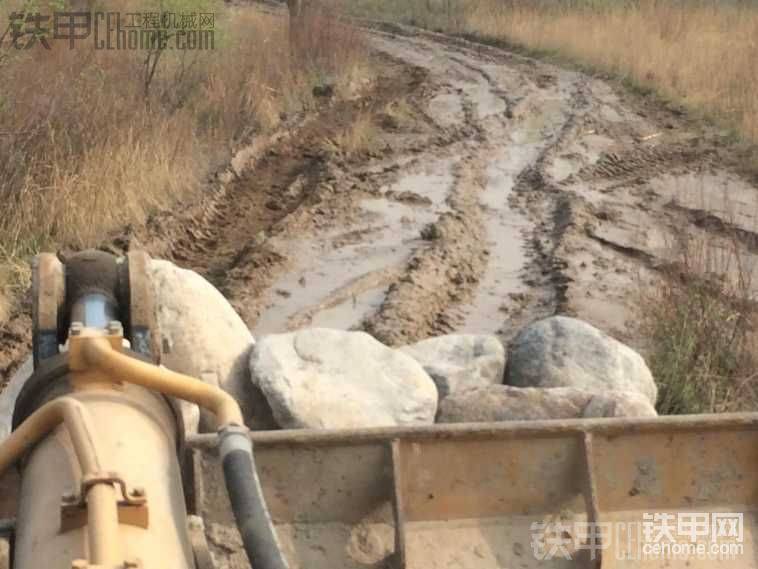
[189,414,758,569]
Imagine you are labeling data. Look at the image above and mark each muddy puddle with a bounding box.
[456,147,534,334]
[252,159,457,335]
[456,78,575,334]
[428,92,465,129]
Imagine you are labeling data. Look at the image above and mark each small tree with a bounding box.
[141,0,219,101]
[287,0,308,54]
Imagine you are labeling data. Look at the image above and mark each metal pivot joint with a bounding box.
[6,250,289,569]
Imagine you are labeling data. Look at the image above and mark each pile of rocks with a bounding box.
[1,261,658,438]
[153,262,658,431]
[248,319,656,430]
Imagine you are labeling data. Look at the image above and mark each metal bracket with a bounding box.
[0,535,9,569]
[0,518,14,536]
[68,329,124,373]
[122,251,158,361]
[32,253,65,366]
[187,515,217,569]
[390,439,407,569]
[61,472,149,532]
[80,472,147,506]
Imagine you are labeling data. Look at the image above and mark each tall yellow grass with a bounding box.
[469,1,758,141]
[0,2,368,322]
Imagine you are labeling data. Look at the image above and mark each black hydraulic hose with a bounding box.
[219,426,290,569]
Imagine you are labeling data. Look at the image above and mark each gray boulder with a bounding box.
[400,334,505,398]
[437,385,657,423]
[0,356,33,441]
[250,328,438,429]
[582,390,658,418]
[150,260,272,431]
[506,316,657,405]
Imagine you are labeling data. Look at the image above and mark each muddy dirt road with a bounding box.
[3,14,758,382]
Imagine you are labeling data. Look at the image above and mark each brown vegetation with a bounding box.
[0,1,368,323]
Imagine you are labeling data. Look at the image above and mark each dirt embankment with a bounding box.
[3,16,758,384]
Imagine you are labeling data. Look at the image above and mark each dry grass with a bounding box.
[348,0,758,143]
[0,1,369,323]
[637,230,758,414]
[332,112,377,156]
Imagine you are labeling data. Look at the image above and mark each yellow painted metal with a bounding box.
[71,332,244,428]
[0,397,101,477]
[86,483,121,566]
[3,325,247,569]
[0,396,129,568]
[13,385,194,569]
[3,327,249,569]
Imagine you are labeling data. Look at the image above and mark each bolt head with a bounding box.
[61,491,77,503]
[187,515,204,530]
[107,320,123,336]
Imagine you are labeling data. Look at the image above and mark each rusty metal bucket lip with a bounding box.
[187,412,758,449]
[190,412,758,566]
